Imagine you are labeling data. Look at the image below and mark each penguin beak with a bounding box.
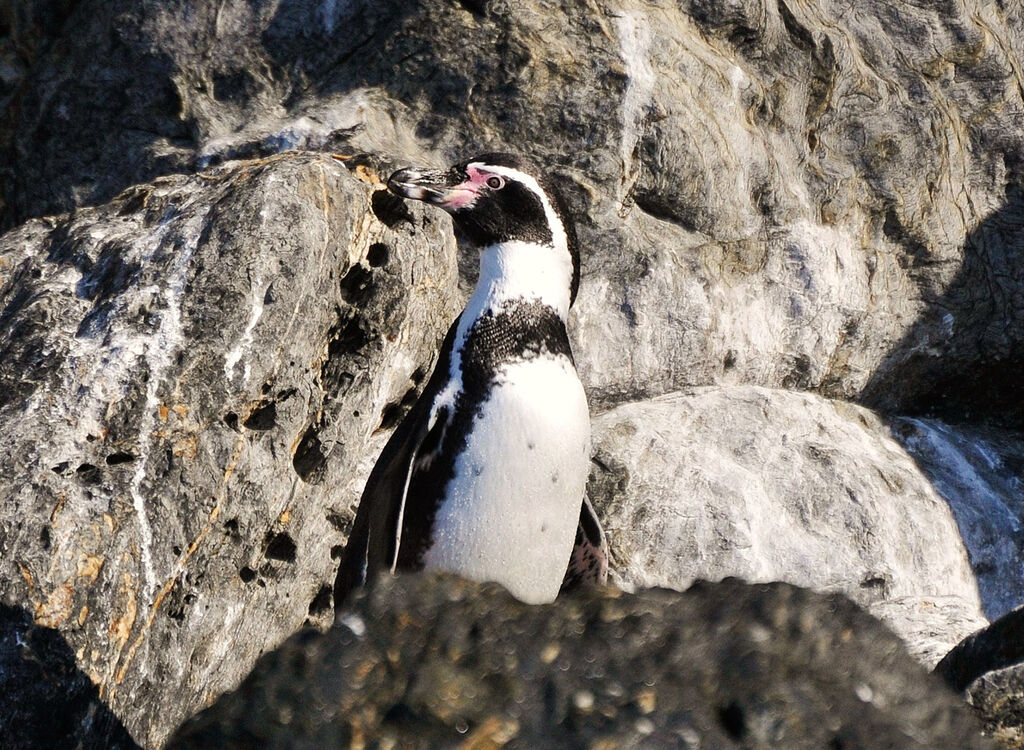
[387,167,478,210]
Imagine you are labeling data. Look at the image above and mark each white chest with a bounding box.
[422,356,591,603]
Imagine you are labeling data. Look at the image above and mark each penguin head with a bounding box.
[387,153,581,305]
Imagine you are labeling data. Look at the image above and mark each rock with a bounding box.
[935,604,1024,746]
[936,603,1024,694]
[964,666,1024,748]
[891,418,1024,620]
[3,1,1024,423]
[169,573,990,749]
[0,601,138,750]
[587,386,989,662]
[0,152,458,747]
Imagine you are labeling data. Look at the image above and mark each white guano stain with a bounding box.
[223,273,265,384]
[614,10,655,192]
[128,210,208,601]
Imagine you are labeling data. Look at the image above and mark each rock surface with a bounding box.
[587,386,990,665]
[891,418,1024,621]
[170,574,990,749]
[935,605,1024,746]
[3,0,1024,422]
[0,152,458,747]
[0,601,138,750]
[1,0,1024,747]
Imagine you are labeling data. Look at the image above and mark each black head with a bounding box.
[387,153,581,305]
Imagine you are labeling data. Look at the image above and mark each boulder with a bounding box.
[169,573,990,749]
[891,417,1024,621]
[0,152,458,747]
[587,386,989,664]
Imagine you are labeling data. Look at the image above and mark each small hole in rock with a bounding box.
[717,701,747,740]
[224,412,239,431]
[239,566,256,583]
[264,531,297,563]
[367,243,390,267]
[243,401,277,431]
[76,463,101,484]
[105,452,136,465]
[308,585,333,616]
[339,264,374,305]
[293,426,328,484]
[377,401,405,431]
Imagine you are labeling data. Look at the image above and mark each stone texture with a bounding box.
[169,573,990,749]
[2,0,1024,422]
[0,152,458,747]
[587,386,990,659]
[892,418,1024,621]
[935,605,1024,747]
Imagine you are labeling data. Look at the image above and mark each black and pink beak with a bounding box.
[387,166,480,211]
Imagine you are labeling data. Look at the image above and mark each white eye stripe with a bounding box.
[467,163,568,253]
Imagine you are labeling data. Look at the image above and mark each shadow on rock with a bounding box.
[0,602,138,750]
[860,184,1024,429]
[860,185,1024,621]
[935,603,1024,744]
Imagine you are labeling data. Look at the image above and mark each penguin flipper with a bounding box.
[560,494,608,593]
[334,318,460,612]
[332,410,426,610]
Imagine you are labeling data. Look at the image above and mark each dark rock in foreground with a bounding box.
[936,604,1024,746]
[170,574,989,749]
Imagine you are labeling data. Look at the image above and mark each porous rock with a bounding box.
[0,152,458,747]
[169,573,990,749]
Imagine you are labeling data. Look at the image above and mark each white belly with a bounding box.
[423,356,591,603]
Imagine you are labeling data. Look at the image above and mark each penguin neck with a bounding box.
[465,240,573,323]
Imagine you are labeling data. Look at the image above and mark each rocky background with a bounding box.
[1,0,1023,747]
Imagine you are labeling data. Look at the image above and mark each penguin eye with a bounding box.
[486,176,504,190]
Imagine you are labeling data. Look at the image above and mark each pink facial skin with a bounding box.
[440,165,493,210]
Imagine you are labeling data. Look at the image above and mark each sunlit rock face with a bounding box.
[1,0,1024,746]
[0,153,458,747]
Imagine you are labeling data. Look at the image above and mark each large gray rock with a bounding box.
[3,0,1024,422]
[0,152,458,747]
[169,573,990,749]
[587,386,989,665]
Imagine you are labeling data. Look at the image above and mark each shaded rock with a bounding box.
[892,418,1024,620]
[935,605,1024,747]
[588,386,988,661]
[936,604,1024,693]
[169,573,990,749]
[0,152,458,747]
[0,602,138,750]
[965,665,1024,748]
[4,1,1024,423]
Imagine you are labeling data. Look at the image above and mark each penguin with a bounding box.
[334,153,606,609]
